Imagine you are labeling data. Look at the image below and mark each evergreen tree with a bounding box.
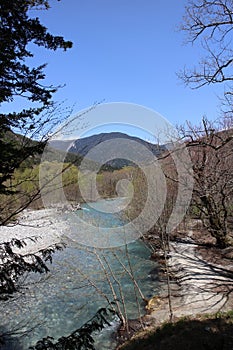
[0,0,72,195]
[0,0,72,298]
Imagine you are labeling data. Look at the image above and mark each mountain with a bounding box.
[48,139,76,153]
[50,132,166,169]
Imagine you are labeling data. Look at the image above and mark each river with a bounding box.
[1,198,159,350]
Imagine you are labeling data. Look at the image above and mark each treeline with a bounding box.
[2,117,233,249]
[0,160,137,219]
[125,118,233,249]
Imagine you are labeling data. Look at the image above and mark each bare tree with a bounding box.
[178,116,233,248]
[180,0,233,87]
[177,1,233,247]
[179,0,233,112]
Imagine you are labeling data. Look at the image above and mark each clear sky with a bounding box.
[3,0,226,132]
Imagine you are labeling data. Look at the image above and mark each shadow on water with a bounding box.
[0,326,24,350]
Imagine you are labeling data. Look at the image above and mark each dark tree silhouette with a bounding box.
[0,0,72,306]
[0,0,72,197]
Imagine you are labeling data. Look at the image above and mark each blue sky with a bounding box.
[3,0,226,134]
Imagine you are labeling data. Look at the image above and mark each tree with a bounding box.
[28,306,117,350]
[180,0,233,113]
[0,0,72,198]
[178,1,233,247]
[0,0,72,107]
[0,0,72,299]
[0,0,74,345]
[0,237,64,300]
[179,116,233,248]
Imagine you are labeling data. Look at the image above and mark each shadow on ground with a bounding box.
[118,313,233,350]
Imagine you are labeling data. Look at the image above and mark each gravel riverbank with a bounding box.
[0,208,68,254]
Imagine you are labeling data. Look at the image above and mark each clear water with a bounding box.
[0,198,159,350]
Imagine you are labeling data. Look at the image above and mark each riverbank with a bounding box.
[0,208,68,254]
[147,240,233,323]
[117,220,233,349]
[117,310,233,350]
[151,222,233,319]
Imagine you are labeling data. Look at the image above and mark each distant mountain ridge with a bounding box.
[50,132,166,169]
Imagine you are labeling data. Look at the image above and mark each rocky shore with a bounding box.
[0,208,68,254]
[116,221,233,349]
[146,224,232,322]
[147,239,233,325]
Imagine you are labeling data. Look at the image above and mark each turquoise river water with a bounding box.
[0,198,159,350]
